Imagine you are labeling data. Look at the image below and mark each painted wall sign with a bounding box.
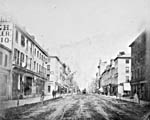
[0,22,13,49]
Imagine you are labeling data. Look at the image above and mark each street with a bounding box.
[2,94,150,120]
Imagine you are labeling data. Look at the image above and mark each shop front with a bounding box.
[12,69,34,99]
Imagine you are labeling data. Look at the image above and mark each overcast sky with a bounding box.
[0,0,149,89]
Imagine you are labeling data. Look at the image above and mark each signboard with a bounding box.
[124,83,131,91]
[0,22,13,49]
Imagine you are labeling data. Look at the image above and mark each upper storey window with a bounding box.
[15,30,18,43]
[21,35,25,47]
[126,59,129,64]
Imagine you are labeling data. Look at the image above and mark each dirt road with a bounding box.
[2,94,150,120]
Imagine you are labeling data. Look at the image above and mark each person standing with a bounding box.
[40,90,45,104]
[134,92,139,104]
[52,90,55,99]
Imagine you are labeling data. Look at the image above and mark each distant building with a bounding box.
[100,60,115,95]
[129,30,150,101]
[97,60,107,89]
[47,56,71,94]
[100,53,131,96]
[114,53,131,96]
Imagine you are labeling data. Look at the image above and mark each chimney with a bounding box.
[118,51,125,57]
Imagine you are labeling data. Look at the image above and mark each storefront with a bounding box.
[12,68,34,99]
[131,81,150,101]
[35,78,45,95]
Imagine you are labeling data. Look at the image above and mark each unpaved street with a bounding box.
[2,94,150,120]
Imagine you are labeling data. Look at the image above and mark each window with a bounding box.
[37,51,39,58]
[0,52,3,65]
[20,53,24,67]
[34,48,36,56]
[15,30,18,43]
[0,75,7,96]
[37,63,38,72]
[21,35,25,47]
[30,42,32,54]
[47,65,50,71]
[40,53,41,59]
[17,50,20,65]
[126,76,129,82]
[39,64,40,73]
[26,40,28,51]
[26,55,28,67]
[126,59,129,64]
[48,86,51,93]
[126,67,129,73]
[30,58,32,70]
[4,54,8,67]
[34,61,36,70]
[14,48,17,61]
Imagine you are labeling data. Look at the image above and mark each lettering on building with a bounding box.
[0,22,13,49]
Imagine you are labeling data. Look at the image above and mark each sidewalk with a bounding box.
[0,94,63,110]
[104,95,150,105]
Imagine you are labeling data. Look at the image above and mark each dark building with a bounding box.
[129,30,150,101]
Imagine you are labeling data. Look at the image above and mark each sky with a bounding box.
[0,0,150,89]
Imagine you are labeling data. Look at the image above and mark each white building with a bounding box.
[45,56,64,95]
[0,17,48,99]
[114,53,131,96]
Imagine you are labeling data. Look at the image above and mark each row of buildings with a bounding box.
[0,17,77,100]
[96,28,150,101]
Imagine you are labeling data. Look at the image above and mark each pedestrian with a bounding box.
[52,90,55,99]
[134,92,139,104]
[40,90,45,104]
[17,89,20,106]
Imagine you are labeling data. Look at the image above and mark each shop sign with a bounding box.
[124,83,131,91]
[0,22,13,49]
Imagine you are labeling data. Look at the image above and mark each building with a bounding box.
[0,44,12,100]
[114,53,131,96]
[100,52,131,96]
[44,57,52,95]
[97,60,107,89]
[61,65,72,93]
[47,56,65,95]
[12,25,48,99]
[129,30,150,101]
[100,60,115,95]
[0,17,48,99]
[0,18,13,100]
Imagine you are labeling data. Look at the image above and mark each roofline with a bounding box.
[14,24,49,56]
[129,29,146,47]
[49,56,63,64]
[114,56,131,61]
